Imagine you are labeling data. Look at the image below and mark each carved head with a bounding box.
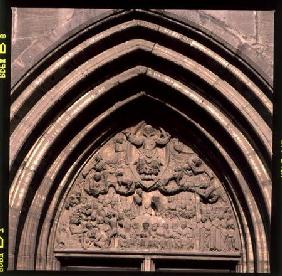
[90,210,97,221]
[97,196,103,203]
[209,211,216,221]
[152,223,159,231]
[80,196,87,204]
[116,170,123,177]
[69,212,82,225]
[179,201,186,209]
[96,216,104,224]
[151,196,161,211]
[136,188,143,196]
[163,223,169,230]
[105,212,111,219]
[201,215,208,223]
[143,125,156,137]
[80,204,92,216]
[172,138,184,152]
[133,194,142,206]
[143,222,150,230]
[85,222,94,230]
[124,221,131,230]
[93,173,102,182]
[102,199,109,207]
[92,201,99,210]
[94,154,103,164]
[144,200,151,209]
[180,222,187,229]
[229,223,235,230]
[226,208,233,218]
[132,222,139,230]
[100,223,111,232]
[192,157,203,166]
[187,208,196,219]
[115,133,125,144]
[110,200,118,208]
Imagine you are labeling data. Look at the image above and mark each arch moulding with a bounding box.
[9,9,272,273]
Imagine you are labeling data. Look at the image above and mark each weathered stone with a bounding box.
[55,123,240,253]
[9,9,272,273]
[11,9,273,86]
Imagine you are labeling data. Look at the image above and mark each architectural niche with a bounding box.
[9,9,272,273]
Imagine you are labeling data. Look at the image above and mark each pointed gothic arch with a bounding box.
[9,9,271,272]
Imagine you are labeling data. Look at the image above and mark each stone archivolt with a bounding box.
[55,122,241,253]
[8,9,271,272]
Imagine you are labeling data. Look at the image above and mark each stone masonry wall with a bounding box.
[11,9,273,87]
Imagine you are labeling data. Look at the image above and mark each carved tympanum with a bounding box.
[55,122,241,253]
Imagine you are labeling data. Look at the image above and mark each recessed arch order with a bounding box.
[9,9,272,273]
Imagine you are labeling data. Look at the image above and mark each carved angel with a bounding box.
[190,178,221,204]
[114,169,135,195]
[188,156,213,178]
[84,170,109,197]
[124,124,170,153]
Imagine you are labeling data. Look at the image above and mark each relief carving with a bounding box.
[55,122,241,254]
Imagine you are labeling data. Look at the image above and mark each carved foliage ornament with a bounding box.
[55,122,241,253]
